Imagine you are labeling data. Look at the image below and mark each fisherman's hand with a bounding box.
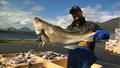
[94,29,110,40]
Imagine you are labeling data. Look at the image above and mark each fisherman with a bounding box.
[66,6,110,68]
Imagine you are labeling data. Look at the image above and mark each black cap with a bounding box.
[69,6,82,14]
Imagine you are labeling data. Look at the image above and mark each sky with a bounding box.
[0,0,120,30]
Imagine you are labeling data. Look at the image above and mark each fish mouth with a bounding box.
[34,17,39,20]
[34,17,40,23]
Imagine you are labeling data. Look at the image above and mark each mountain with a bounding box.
[0,27,17,33]
[0,27,34,34]
[6,27,17,31]
[0,27,37,39]
[98,17,120,33]
[19,27,33,32]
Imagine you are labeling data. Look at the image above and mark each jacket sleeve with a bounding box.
[94,29,110,40]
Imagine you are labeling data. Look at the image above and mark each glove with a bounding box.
[94,30,110,40]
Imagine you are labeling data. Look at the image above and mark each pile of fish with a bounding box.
[37,51,67,60]
[9,50,36,64]
[0,62,5,68]
[105,28,120,54]
[0,55,6,68]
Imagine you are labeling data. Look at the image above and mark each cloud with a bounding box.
[0,0,43,29]
[0,0,8,5]
[82,5,119,22]
[0,1,120,30]
[43,5,120,28]
[0,10,34,23]
[0,11,35,29]
[42,15,73,28]
[32,5,44,12]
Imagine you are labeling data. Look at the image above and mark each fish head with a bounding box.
[33,17,43,35]
[34,17,41,23]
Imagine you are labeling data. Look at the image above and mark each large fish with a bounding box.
[33,17,95,45]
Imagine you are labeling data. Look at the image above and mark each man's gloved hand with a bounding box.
[94,29,110,40]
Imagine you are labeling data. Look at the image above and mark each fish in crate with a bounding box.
[1,50,44,68]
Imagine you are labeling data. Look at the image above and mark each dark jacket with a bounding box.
[66,17,99,34]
